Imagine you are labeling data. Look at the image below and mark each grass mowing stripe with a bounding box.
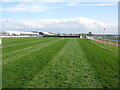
[2,38,118,88]
[3,38,61,65]
[3,37,54,48]
[2,38,55,56]
[77,39,118,88]
[3,38,48,48]
[27,39,101,88]
[2,38,55,53]
[2,38,69,88]
[2,37,44,44]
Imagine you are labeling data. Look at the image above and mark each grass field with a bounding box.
[2,37,118,88]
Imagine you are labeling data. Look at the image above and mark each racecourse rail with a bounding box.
[0,36,29,38]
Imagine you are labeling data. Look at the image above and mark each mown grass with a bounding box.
[26,39,101,88]
[77,39,118,88]
[2,37,118,88]
[91,40,118,54]
[2,37,69,88]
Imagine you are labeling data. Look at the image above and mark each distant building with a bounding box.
[59,35,80,38]
[3,31,55,36]
[39,32,44,35]
[89,32,92,34]
[5,31,39,36]
[87,32,93,36]
[42,32,54,36]
[80,35,83,38]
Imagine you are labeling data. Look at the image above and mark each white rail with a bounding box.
[0,36,30,38]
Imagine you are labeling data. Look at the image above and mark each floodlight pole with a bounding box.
[99,30,102,43]
[109,35,111,47]
[116,36,118,49]
[103,28,105,45]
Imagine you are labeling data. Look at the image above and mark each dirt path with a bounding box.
[94,39,120,47]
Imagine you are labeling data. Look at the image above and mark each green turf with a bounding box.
[77,39,118,88]
[2,37,118,88]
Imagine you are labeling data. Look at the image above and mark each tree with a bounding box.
[39,32,44,35]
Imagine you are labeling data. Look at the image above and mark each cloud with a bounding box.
[2,0,119,2]
[66,2,117,7]
[2,3,50,12]
[85,3,117,6]
[3,0,63,2]
[2,17,118,34]
[66,3,78,6]
[2,2,117,12]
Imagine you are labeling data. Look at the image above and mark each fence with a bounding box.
[86,36,94,40]
[86,36,119,47]
[0,36,30,38]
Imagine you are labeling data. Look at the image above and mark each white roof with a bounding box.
[4,30,53,35]
[42,31,53,35]
[5,31,39,35]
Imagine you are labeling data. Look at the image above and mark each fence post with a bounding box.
[109,36,111,47]
[0,39,2,90]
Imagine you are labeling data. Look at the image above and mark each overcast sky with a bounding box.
[1,1,118,34]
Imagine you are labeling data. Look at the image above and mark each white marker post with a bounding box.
[116,36,118,49]
[109,36,111,47]
[0,39,1,45]
[103,28,105,45]
[0,38,2,90]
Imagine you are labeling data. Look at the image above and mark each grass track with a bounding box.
[3,38,58,64]
[27,39,101,88]
[3,38,68,88]
[77,39,118,88]
[2,37,118,88]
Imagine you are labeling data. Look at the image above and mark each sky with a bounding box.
[1,1,118,34]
